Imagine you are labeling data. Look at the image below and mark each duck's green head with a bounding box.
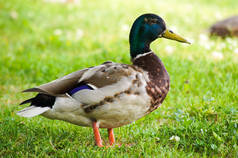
[129,13,190,58]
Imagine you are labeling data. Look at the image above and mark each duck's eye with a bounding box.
[145,18,159,25]
[151,19,158,24]
[149,19,158,25]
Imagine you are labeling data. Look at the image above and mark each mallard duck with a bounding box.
[18,13,190,147]
[210,15,238,38]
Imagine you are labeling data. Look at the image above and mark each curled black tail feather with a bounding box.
[19,98,34,105]
[19,93,56,108]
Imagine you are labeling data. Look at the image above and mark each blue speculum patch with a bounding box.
[68,85,93,95]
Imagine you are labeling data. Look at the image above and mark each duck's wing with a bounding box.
[22,61,140,97]
[22,68,88,96]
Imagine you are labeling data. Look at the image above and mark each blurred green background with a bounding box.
[0,0,237,157]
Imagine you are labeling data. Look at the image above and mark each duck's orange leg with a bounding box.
[108,128,115,145]
[92,121,103,147]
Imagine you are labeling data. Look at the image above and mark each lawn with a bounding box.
[0,0,237,157]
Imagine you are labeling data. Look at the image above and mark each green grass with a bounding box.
[0,0,238,157]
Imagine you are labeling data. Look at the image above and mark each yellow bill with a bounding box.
[162,29,191,44]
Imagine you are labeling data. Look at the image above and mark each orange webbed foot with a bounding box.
[92,121,103,147]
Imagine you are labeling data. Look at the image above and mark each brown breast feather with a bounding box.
[133,52,170,112]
